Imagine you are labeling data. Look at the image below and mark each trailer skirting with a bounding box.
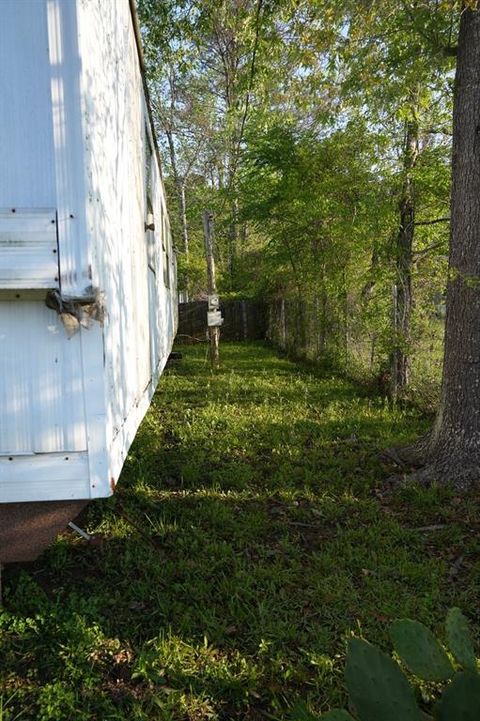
[0,500,87,563]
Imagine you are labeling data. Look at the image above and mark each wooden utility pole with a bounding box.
[203,210,220,368]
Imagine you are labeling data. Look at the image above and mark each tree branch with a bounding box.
[414,216,450,226]
[443,46,457,57]
[236,0,264,158]
[423,127,453,136]
[413,241,447,258]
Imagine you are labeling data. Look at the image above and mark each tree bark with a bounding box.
[390,118,418,399]
[165,129,189,252]
[228,191,239,280]
[179,181,189,259]
[165,127,190,296]
[393,7,480,488]
[203,211,220,368]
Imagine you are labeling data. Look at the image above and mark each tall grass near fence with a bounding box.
[267,297,444,411]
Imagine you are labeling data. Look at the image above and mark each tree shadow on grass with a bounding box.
[2,468,475,721]
[0,345,466,721]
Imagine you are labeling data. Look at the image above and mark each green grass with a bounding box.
[1,342,479,720]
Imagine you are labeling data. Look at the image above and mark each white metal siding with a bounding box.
[0,1,92,504]
[0,452,90,502]
[77,0,177,485]
[0,0,177,504]
[78,0,149,425]
[0,301,87,456]
[0,209,59,289]
[0,1,56,208]
[47,0,92,296]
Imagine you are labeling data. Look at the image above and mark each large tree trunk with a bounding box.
[390,118,418,400]
[393,7,480,488]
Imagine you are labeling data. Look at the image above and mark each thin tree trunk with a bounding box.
[179,182,189,258]
[390,118,418,399]
[393,7,480,488]
[165,136,189,254]
[203,211,220,368]
[319,274,328,358]
[228,178,239,281]
[165,128,190,296]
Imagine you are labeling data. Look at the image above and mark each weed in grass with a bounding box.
[1,343,478,720]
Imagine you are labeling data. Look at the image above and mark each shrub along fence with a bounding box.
[177,300,268,343]
[267,297,373,370]
[267,296,444,409]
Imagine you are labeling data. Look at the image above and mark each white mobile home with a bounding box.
[0,0,177,562]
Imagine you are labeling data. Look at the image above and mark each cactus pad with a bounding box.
[390,619,454,681]
[435,671,480,721]
[345,637,422,721]
[320,711,356,720]
[445,608,477,672]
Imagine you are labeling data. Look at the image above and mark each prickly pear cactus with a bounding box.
[435,671,480,721]
[390,619,454,681]
[320,711,356,720]
[445,608,477,672]
[345,638,422,721]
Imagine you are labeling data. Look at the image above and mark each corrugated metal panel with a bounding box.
[0,209,59,289]
[78,0,157,430]
[0,452,90,503]
[0,0,177,506]
[0,301,87,455]
[0,0,56,208]
[77,0,178,486]
[47,0,92,296]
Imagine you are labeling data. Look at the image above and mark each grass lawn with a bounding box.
[1,342,479,720]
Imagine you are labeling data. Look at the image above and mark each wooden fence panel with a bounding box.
[177,300,268,343]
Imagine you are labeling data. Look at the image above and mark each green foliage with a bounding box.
[390,619,454,681]
[37,682,87,721]
[139,0,454,398]
[175,252,207,299]
[291,701,328,720]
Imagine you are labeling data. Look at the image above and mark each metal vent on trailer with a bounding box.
[0,208,59,289]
